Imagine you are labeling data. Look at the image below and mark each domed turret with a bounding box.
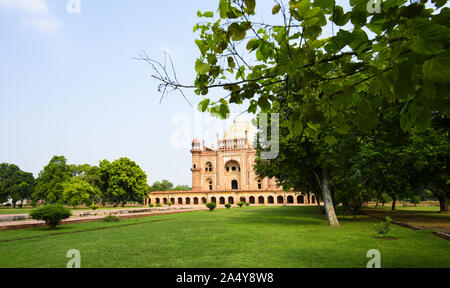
[223,116,257,145]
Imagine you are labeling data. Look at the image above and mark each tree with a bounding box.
[143,0,450,225]
[0,163,35,208]
[62,177,98,207]
[173,184,192,191]
[70,164,103,204]
[150,179,174,191]
[99,158,149,206]
[411,113,450,212]
[33,156,71,203]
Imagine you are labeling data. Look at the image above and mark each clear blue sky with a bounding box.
[0,0,347,186]
[0,0,274,186]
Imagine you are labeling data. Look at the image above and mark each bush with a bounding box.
[375,216,392,237]
[102,215,120,222]
[149,203,154,207]
[29,204,72,229]
[156,203,162,207]
[245,202,250,206]
[31,201,38,208]
[90,204,99,210]
[206,202,216,211]
[237,201,244,207]
[225,203,231,209]
[167,201,173,207]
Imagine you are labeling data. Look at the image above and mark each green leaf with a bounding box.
[195,59,210,74]
[244,0,256,14]
[198,99,210,112]
[219,0,230,18]
[324,135,337,146]
[272,4,281,15]
[423,50,450,83]
[411,39,444,56]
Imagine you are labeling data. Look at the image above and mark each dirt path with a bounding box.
[363,208,450,238]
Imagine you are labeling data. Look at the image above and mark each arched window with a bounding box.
[178,197,183,205]
[163,198,167,205]
[156,198,160,204]
[219,197,225,204]
[209,181,213,191]
[170,197,175,204]
[205,162,213,172]
[258,196,264,204]
[240,196,246,203]
[202,197,207,204]
[193,164,196,169]
[225,160,240,174]
[228,197,234,204]
[211,197,216,203]
[231,180,238,190]
[287,196,294,204]
[186,197,191,205]
[257,179,262,189]
[277,196,284,204]
[193,197,199,205]
[268,196,274,204]
[249,196,255,204]
[297,195,304,204]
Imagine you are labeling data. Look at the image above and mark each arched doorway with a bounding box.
[277,196,284,204]
[170,197,175,204]
[297,195,304,204]
[201,197,207,204]
[258,196,264,204]
[211,197,216,203]
[228,197,234,204]
[220,197,225,204]
[249,196,255,204]
[163,198,167,205]
[186,197,191,205]
[155,198,160,204]
[178,197,183,205]
[287,196,294,204]
[231,180,238,190]
[193,197,199,205]
[268,196,274,204]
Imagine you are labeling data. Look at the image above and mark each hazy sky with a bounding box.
[0,0,280,185]
[0,0,360,185]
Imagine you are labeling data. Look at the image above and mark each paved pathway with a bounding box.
[0,207,207,231]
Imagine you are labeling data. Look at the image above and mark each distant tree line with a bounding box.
[1,156,191,208]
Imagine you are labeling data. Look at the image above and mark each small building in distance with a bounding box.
[145,117,316,206]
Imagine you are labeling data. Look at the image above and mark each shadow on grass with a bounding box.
[226,206,329,226]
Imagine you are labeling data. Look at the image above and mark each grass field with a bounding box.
[0,206,448,268]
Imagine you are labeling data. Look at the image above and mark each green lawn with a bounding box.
[0,206,448,268]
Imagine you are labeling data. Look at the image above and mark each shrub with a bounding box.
[245,202,250,206]
[29,204,72,229]
[31,201,38,208]
[90,204,99,210]
[102,215,120,222]
[237,201,244,207]
[156,203,162,207]
[149,203,154,207]
[225,203,231,209]
[375,216,392,237]
[167,201,173,207]
[206,202,216,211]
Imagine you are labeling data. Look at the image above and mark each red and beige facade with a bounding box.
[145,118,316,206]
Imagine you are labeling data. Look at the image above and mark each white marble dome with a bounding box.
[223,116,257,145]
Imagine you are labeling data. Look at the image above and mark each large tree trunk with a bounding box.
[391,198,396,211]
[321,168,339,226]
[439,196,449,213]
